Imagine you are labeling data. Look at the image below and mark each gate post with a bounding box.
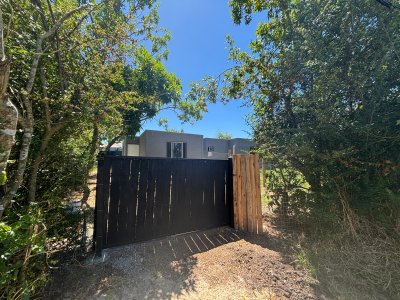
[94,154,105,257]
[231,154,262,233]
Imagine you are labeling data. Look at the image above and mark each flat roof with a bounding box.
[142,129,203,138]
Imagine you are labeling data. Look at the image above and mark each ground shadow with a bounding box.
[45,226,240,299]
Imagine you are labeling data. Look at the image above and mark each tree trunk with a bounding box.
[27,68,66,203]
[105,130,123,153]
[27,123,65,203]
[0,59,17,184]
[0,8,18,215]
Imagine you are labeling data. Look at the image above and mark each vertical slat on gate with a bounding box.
[127,159,140,243]
[208,161,217,228]
[193,160,204,230]
[152,159,171,239]
[178,160,191,232]
[169,159,178,234]
[207,160,216,228]
[101,158,112,247]
[186,160,196,232]
[173,159,188,235]
[117,161,131,245]
[202,160,211,229]
[144,159,156,240]
[198,160,206,229]
[210,162,219,227]
[107,159,123,246]
[215,161,226,226]
[135,159,149,242]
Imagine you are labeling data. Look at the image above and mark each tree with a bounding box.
[0,0,93,217]
[187,0,399,225]
[104,47,182,152]
[0,0,194,297]
[216,131,232,139]
[225,0,400,223]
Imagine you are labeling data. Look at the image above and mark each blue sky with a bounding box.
[141,0,263,139]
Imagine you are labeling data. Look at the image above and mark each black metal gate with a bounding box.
[94,156,233,254]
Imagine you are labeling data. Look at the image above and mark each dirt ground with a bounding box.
[46,173,327,299]
[45,224,328,300]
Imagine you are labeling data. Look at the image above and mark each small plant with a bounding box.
[293,249,316,279]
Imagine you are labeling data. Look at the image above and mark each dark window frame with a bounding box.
[167,141,187,158]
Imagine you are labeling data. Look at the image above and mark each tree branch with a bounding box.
[25,3,92,95]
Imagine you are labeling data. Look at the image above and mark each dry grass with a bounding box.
[294,217,400,300]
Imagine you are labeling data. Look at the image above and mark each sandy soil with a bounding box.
[45,226,325,300]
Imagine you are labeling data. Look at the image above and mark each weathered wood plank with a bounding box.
[252,155,259,233]
[241,155,248,231]
[236,155,244,231]
[247,155,254,233]
[255,154,263,233]
[254,154,260,233]
[250,155,256,233]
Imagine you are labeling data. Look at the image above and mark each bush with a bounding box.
[0,207,47,299]
[0,202,84,299]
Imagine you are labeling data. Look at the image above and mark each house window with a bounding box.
[172,142,183,158]
[167,142,187,158]
[207,146,215,152]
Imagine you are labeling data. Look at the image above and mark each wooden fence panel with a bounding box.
[232,154,262,234]
[94,154,261,255]
[95,156,232,253]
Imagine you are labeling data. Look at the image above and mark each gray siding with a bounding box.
[123,130,256,160]
[229,138,256,155]
[139,134,146,156]
[140,130,203,158]
[203,138,229,160]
